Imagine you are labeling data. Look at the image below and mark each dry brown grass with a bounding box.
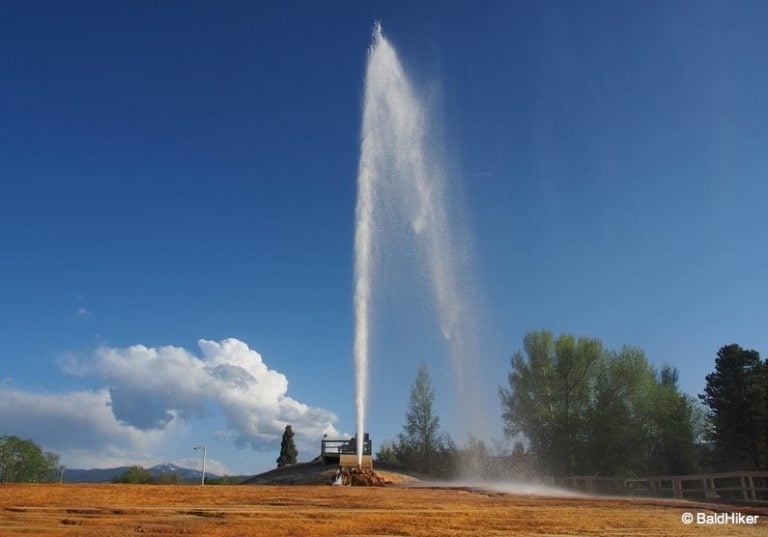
[1,483,765,536]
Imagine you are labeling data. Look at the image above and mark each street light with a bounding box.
[193,445,207,486]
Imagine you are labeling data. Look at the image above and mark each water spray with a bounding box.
[354,22,488,470]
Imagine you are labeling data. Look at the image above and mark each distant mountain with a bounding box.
[63,463,218,483]
[149,463,214,480]
[63,466,130,483]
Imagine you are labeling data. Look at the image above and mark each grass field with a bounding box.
[1,483,765,536]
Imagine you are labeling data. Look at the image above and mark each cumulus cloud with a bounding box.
[0,339,339,470]
[0,387,176,468]
[66,338,339,450]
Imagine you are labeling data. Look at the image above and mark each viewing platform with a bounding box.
[320,433,373,469]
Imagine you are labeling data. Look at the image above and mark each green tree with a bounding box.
[114,465,152,484]
[499,331,602,476]
[700,344,768,470]
[276,425,298,468]
[154,472,183,485]
[646,366,699,475]
[582,346,656,476]
[375,441,398,465]
[209,475,238,485]
[501,331,700,478]
[397,363,441,473]
[0,436,59,483]
[433,434,459,478]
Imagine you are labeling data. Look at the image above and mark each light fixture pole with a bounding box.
[193,445,207,485]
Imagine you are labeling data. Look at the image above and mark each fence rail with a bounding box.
[560,471,768,503]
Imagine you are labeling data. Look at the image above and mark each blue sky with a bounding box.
[1,1,766,474]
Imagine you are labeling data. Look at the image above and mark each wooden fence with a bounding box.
[560,471,768,503]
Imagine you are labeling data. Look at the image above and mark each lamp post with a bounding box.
[193,445,207,485]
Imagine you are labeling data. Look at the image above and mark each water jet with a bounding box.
[354,23,486,471]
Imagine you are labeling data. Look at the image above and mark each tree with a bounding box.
[0,436,59,483]
[433,434,459,478]
[645,366,699,475]
[375,441,398,465]
[154,472,183,485]
[206,475,238,485]
[582,346,658,477]
[276,425,298,468]
[700,344,768,470]
[500,330,700,478]
[499,331,602,476]
[398,363,441,473]
[114,465,152,484]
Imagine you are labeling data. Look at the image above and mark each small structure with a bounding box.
[321,433,373,469]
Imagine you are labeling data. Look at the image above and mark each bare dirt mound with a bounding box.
[242,462,420,486]
[344,467,387,486]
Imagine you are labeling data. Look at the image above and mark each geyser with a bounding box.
[354,23,485,466]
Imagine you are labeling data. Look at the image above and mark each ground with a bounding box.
[1,483,765,536]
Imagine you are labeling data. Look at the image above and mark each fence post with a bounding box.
[673,479,682,499]
[740,475,749,500]
[746,475,756,501]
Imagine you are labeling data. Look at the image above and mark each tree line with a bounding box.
[378,330,767,479]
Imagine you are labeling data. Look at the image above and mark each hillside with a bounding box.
[242,461,420,485]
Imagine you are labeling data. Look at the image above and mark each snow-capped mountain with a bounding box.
[62,463,218,483]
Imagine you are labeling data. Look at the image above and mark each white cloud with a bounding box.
[173,456,231,476]
[66,338,339,450]
[0,387,177,468]
[76,306,91,319]
[1,338,339,471]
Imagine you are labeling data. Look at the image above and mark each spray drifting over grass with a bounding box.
[448,481,584,498]
[354,23,488,465]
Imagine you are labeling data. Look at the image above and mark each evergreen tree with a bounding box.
[276,425,298,468]
[398,364,441,473]
[700,344,768,470]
